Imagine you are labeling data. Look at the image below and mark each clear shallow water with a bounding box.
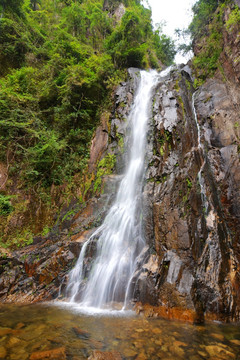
[0,304,240,360]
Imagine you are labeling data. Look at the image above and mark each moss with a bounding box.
[225,6,240,31]
[119,101,126,108]
[186,178,192,189]
[178,96,185,120]
[116,133,124,153]
[159,145,164,156]
[203,96,212,103]
[0,228,34,249]
[185,79,192,91]
[0,194,14,216]
[190,3,238,83]
[234,122,239,128]
[174,79,180,92]
[94,153,116,193]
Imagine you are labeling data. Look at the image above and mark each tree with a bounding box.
[0,0,24,15]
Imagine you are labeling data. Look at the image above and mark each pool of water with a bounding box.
[0,303,240,359]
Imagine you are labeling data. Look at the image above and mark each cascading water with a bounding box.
[192,92,209,213]
[66,70,160,312]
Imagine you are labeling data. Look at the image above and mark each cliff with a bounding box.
[134,1,240,323]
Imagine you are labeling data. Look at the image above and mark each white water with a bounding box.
[66,70,160,312]
[192,93,208,213]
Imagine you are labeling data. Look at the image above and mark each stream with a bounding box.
[0,303,240,359]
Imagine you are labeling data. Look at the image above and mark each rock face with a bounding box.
[133,63,239,323]
[134,5,240,323]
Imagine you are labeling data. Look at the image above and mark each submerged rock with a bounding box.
[88,350,122,360]
[29,347,66,360]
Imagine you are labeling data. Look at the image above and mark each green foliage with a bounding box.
[0,0,176,192]
[94,153,116,192]
[153,29,176,66]
[0,194,14,215]
[186,178,192,189]
[188,0,234,81]
[0,228,34,249]
[105,7,175,68]
[0,0,24,15]
[189,0,227,37]
[0,0,176,244]
[225,5,240,31]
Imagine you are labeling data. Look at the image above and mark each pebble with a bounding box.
[15,323,25,330]
[0,327,12,336]
[230,339,240,346]
[205,344,235,359]
[135,329,144,333]
[169,344,185,358]
[212,333,225,341]
[0,346,7,358]
[8,336,21,346]
[123,348,138,357]
[133,341,144,348]
[8,354,28,360]
[29,347,66,360]
[135,352,147,360]
[88,350,122,360]
[198,350,208,357]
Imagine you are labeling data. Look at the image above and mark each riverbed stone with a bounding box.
[0,327,12,336]
[29,347,66,360]
[230,339,240,346]
[88,350,122,360]
[0,346,7,359]
[205,344,235,359]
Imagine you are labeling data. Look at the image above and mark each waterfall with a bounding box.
[192,92,208,214]
[66,70,160,312]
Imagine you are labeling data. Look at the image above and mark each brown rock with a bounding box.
[15,322,25,330]
[8,336,21,346]
[72,327,90,340]
[230,339,240,346]
[88,112,109,173]
[0,346,7,358]
[205,344,235,359]
[29,347,66,360]
[0,162,7,189]
[0,327,12,336]
[211,333,225,341]
[88,350,122,360]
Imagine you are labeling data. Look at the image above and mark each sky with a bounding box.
[142,0,197,64]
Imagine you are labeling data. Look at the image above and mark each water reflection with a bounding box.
[0,304,239,359]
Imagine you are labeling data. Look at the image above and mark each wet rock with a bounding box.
[205,344,235,359]
[8,336,21,346]
[0,327,12,336]
[88,350,122,360]
[29,347,66,360]
[89,112,109,173]
[0,346,7,358]
[230,339,240,346]
[135,352,147,360]
[211,333,225,341]
[169,344,185,358]
[123,348,138,357]
[72,327,90,340]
